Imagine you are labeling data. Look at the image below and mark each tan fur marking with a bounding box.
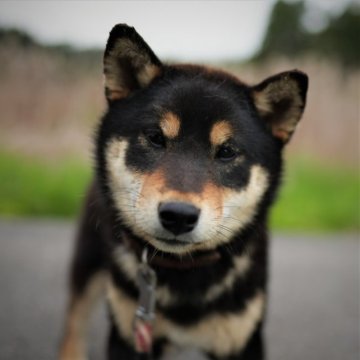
[107,281,265,357]
[138,171,222,216]
[107,280,136,345]
[160,112,181,139]
[204,253,252,302]
[106,139,144,231]
[107,89,131,101]
[221,165,269,236]
[59,272,106,360]
[201,182,223,211]
[113,244,252,306]
[138,169,168,202]
[210,121,233,146]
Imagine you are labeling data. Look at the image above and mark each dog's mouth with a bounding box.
[142,226,212,254]
[154,236,190,246]
[138,228,197,253]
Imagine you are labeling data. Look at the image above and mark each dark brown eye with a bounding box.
[144,129,166,148]
[216,145,236,161]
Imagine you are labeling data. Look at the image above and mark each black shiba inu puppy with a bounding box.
[60,24,308,360]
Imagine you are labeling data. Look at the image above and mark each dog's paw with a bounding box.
[59,339,87,360]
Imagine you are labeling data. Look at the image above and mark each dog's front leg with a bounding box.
[59,271,106,360]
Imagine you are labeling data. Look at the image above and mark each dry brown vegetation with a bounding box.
[0,44,358,167]
[0,45,104,162]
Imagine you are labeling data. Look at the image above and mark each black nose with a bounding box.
[158,202,200,236]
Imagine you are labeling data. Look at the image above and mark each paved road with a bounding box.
[0,219,358,360]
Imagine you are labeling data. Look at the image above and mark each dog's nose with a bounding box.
[158,202,200,236]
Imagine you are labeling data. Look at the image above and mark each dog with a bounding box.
[59,24,308,360]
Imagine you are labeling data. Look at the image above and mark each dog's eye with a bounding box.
[215,145,236,161]
[144,129,166,148]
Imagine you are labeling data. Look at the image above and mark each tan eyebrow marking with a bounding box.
[159,112,181,139]
[210,120,233,146]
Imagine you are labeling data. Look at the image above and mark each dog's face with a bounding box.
[97,25,308,254]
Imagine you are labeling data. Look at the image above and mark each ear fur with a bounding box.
[252,70,308,143]
[104,24,162,101]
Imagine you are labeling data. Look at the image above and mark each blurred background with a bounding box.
[0,0,358,232]
[0,1,358,360]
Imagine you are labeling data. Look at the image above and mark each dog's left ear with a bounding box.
[252,70,308,143]
[104,24,162,101]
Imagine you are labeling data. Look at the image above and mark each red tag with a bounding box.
[134,319,153,353]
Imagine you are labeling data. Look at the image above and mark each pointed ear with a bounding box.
[103,24,162,101]
[252,70,308,143]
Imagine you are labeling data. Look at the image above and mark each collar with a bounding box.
[121,230,221,270]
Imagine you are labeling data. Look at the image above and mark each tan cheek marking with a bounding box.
[200,182,223,219]
[210,120,233,146]
[222,165,269,233]
[137,170,166,208]
[106,139,148,232]
[160,112,181,139]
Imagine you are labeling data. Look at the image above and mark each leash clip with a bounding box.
[133,247,157,354]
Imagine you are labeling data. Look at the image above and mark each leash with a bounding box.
[133,247,157,360]
[125,230,222,358]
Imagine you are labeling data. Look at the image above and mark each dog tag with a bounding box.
[134,248,157,354]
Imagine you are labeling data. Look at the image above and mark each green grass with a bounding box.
[0,151,358,231]
[0,151,91,217]
[270,158,359,232]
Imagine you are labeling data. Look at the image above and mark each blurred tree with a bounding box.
[0,28,37,48]
[0,27,102,74]
[253,0,360,68]
[253,0,310,60]
[314,5,360,68]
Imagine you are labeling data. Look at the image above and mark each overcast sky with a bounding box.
[0,0,354,61]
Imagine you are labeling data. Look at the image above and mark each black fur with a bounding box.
[63,24,308,360]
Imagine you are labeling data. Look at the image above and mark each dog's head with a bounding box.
[97,25,308,254]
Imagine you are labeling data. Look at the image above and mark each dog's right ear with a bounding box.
[104,24,162,101]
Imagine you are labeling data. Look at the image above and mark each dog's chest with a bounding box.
[108,244,265,357]
[107,278,265,358]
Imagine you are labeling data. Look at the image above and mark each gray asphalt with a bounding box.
[0,219,358,360]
